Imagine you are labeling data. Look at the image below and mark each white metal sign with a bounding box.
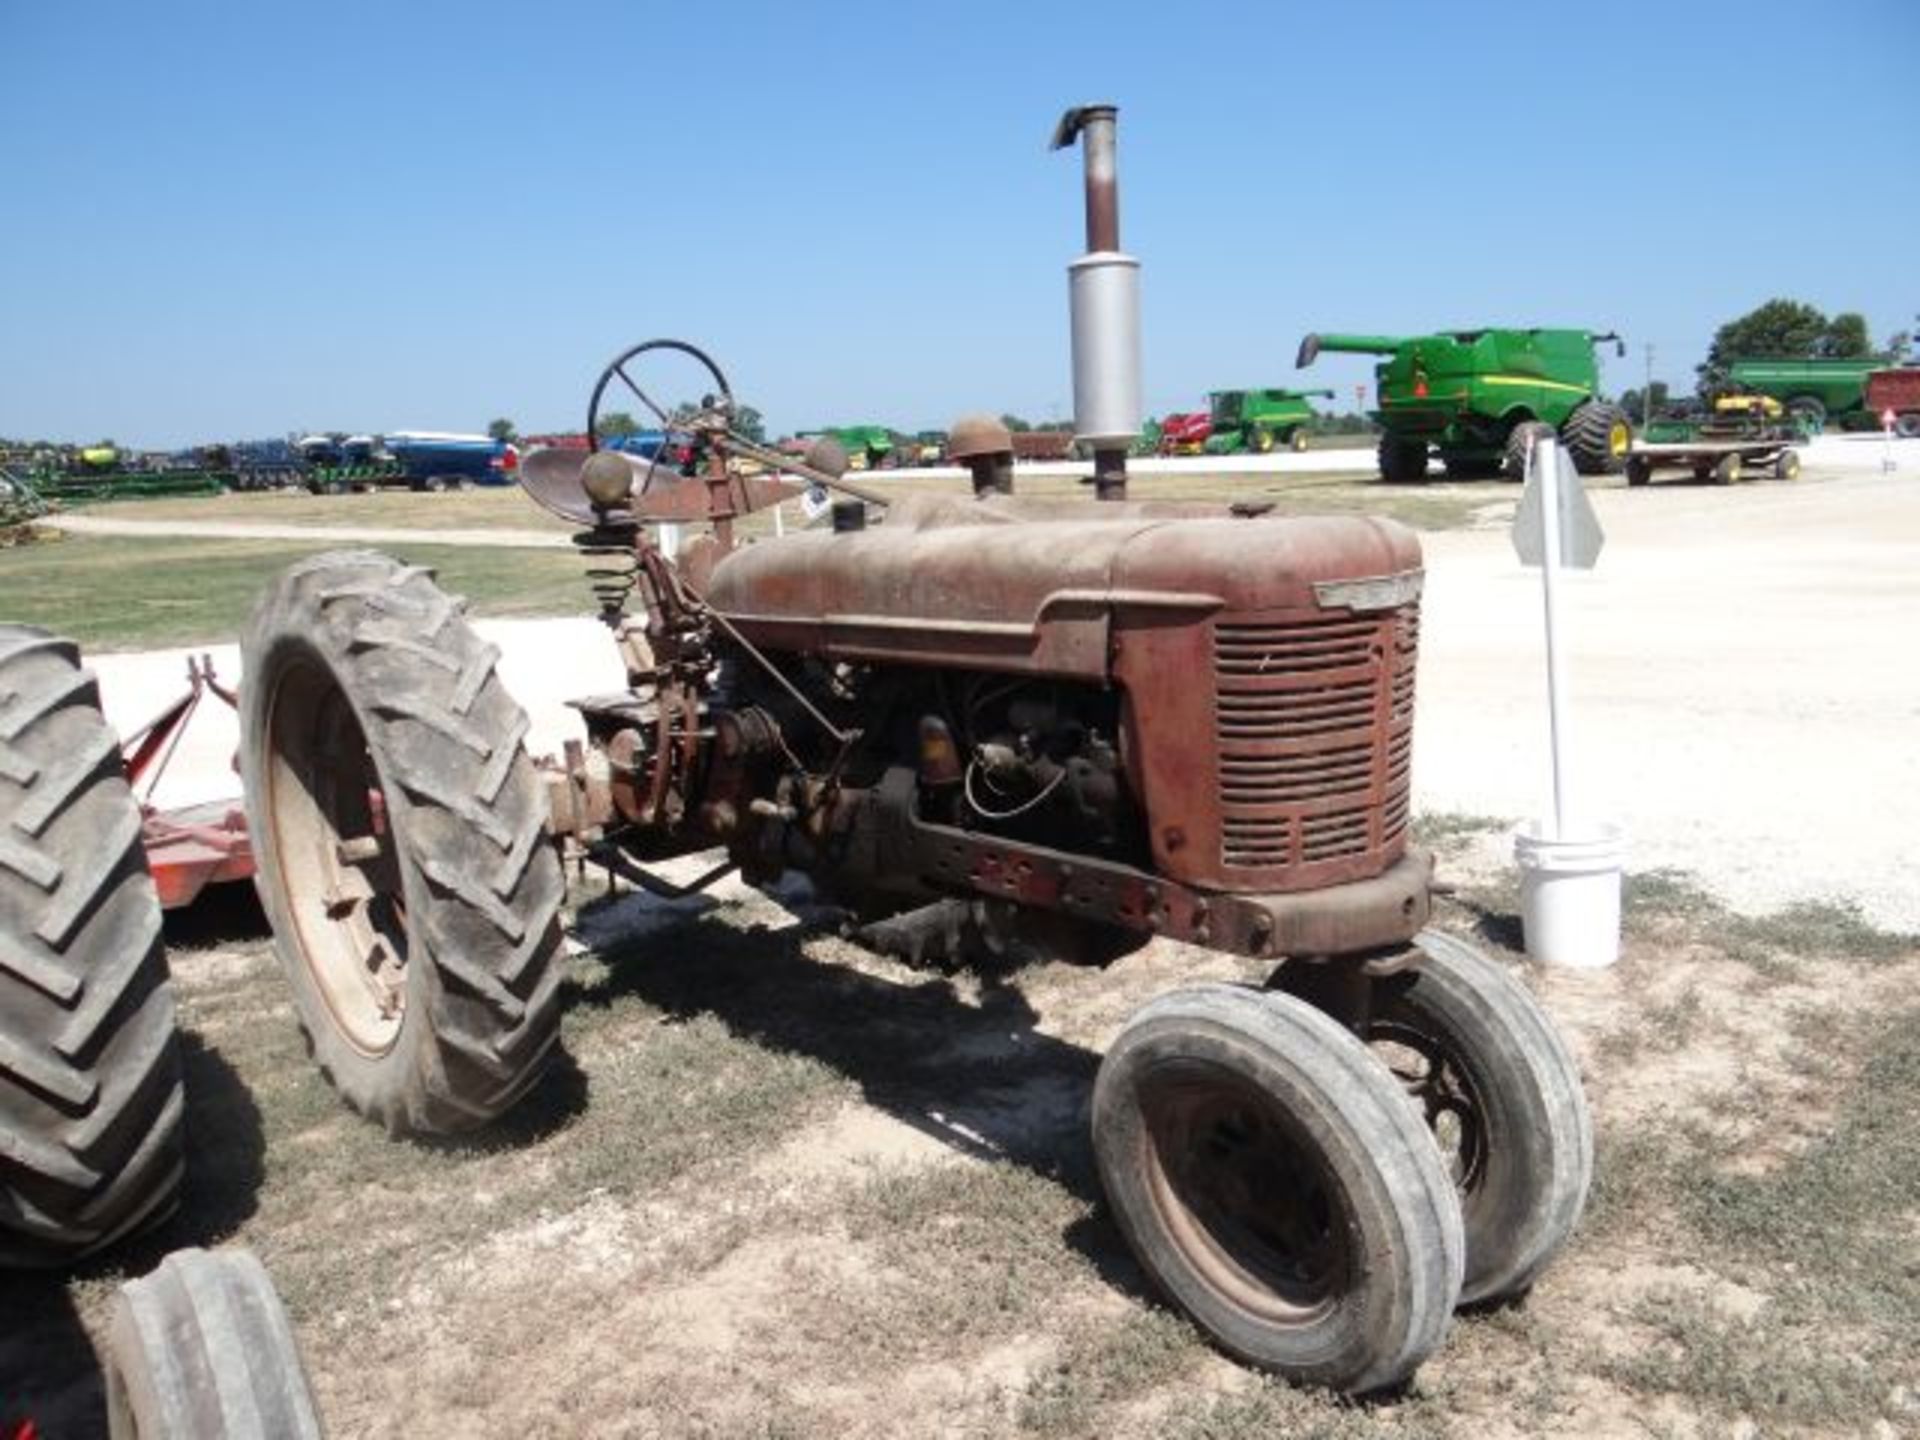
[1511,445,1604,570]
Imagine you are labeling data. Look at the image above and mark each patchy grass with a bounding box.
[6,866,1917,1437]
[1017,1309,1203,1435]
[0,532,591,650]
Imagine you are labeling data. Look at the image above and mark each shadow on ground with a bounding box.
[569,886,1158,1302]
[0,1031,267,1435]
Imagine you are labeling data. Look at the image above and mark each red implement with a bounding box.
[122,655,255,909]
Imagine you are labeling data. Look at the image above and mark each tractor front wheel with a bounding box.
[1357,932,1591,1305]
[1377,435,1430,484]
[1561,401,1632,476]
[239,551,566,1135]
[1093,984,1464,1393]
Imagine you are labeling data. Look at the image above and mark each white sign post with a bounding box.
[1510,436,1603,838]
[1884,408,1899,474]
[1508,434,1625,969]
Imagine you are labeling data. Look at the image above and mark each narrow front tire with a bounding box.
[1094,984,1464,1393]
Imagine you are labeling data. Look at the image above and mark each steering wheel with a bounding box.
[585,339,733,454]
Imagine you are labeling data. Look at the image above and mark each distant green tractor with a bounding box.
[799,425,895,471]
[1298,329,1630,482]
[1202,388,1333,455]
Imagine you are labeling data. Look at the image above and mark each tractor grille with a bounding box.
[1213,604,1418,873]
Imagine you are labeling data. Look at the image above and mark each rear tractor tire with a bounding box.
[1561,401,1632,476]
[0,627,184,1268]
[239,551,566,1135]
[1377,435,1430,484]
[1502,420,1556,482]
[1093,984,1464,1393]
[1350,931,1592,1304]
[102,1247,323,1439]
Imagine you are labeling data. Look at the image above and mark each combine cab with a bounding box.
[1299,328,1630,482]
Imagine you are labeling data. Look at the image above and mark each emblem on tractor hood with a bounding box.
[1313,569,1424,612]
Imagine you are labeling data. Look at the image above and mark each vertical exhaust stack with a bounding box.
[1051,104,1141,501]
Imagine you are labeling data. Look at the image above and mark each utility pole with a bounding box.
[1642,343,1654,430]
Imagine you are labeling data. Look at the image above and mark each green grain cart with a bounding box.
[1298,328,1630,482]
[1725,357,1882,431]
[1202,388,1334,455]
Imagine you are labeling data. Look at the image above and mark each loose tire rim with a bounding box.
[1137,1060,1351,1324]
[263,655,410,1055]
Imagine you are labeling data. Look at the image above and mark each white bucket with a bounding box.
[1513,820,1626,969]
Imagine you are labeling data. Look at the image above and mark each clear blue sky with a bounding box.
[2,0,1913,447]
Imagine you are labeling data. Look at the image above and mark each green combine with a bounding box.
[1298,328,1630,482]
[1202,388,1333,455]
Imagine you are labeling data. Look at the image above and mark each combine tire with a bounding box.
[239,552,565,1135]
[1895,412,1920,439]
[1362,931,1592,1304]
[1377,435,1430,484]
[1561,401,1632,476]
[102,1247,323,1439]
[1288,427,1309,453]
[1502,421,1556,482]
[1093,984,1464,1393]
[0,627,183,1268]
[1248,425,1274,454]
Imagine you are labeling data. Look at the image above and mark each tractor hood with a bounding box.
[704,494,1421,678]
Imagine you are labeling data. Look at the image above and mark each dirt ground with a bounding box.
[4,444,1918,1437]
[3,842,1915,1438]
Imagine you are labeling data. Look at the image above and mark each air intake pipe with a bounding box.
[1051,104,1140,501]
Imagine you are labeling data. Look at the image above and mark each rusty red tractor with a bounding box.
[225,329,1591,1392]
